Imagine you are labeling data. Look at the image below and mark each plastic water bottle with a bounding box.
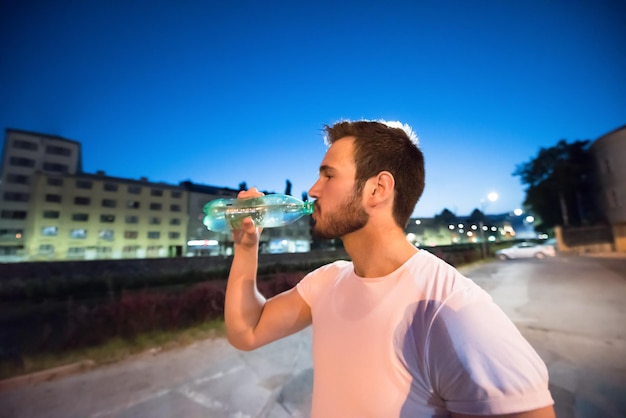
[202,194,314,232]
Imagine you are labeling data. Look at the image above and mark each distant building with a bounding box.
[179,181,239,256]
[405,212,530,248]
[591,124,626,252]
[0,129,312,262]
[1,129,83,261]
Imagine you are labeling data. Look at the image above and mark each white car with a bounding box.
[496,241,556,260]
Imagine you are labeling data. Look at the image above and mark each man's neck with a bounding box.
[342,225,418,278]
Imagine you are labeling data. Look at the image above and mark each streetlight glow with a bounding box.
[480,192,498,259]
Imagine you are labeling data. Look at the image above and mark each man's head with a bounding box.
[323,120,425,228]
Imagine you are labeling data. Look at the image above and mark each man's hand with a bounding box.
[231,188,264,249]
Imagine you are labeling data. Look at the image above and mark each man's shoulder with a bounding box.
[310,259,353,277]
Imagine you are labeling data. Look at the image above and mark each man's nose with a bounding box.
[308,181,319,198]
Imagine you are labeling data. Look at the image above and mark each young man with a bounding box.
[225,120,555,417]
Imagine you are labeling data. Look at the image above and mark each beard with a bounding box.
[311,190,369,240]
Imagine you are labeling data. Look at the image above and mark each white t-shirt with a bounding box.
[296,250,553,417]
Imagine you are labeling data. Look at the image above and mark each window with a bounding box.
[74,196,91,205]
[41,226,58,236]
[123,245,139,256]
[170,204,181,212]
[171,190,182,198]
[6,174,30,184]
[70,229,87,239]
[3,192,29,202]
[45,145,71,156]
[38,244,54,255]
[13,139,38,151]
[149,203,162,210]
[0,229,23,239]
[147,245,162,256]
[0,246,24,255]
[104,183,118,192]
[150,189,163,197]
[128,185,141,194]
[125,215,139,224]
[97,246,112,255]
[102,199,117,208]
[43,162,69,173]
[148,231,160,239]
[127,200,140,209]
[99,229,114,241]
[1,210,27,219]
[76,180,93,189]
[10,157,35,168]
[169,232,180,239]
[72,213,89,221]
[45,194,62,203]
[43,210,60,219]
[100,214,115,223]
[124,231,138,239]
[68,247,85,257]
[170,218,181,225]
[149,217,161,225]
[47,177,64,186]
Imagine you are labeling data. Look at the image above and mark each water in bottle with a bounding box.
[203,194,314,232]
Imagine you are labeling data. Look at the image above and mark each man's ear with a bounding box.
[366,171,395,202]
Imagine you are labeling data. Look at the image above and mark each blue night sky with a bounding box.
[1,0,625,217]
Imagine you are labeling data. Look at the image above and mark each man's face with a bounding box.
[308,137,369,239]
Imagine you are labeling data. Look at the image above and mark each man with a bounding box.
[225,120,555,417]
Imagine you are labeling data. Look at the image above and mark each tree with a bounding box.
[285,179,292,196]
[513,139,599,231]
[434,208,458,226]
[238,182,247,191]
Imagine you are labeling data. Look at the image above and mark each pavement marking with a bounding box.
[193,365,244,385]
[90,364,246,417]
[90,388,170,417]
[178,386,223,410]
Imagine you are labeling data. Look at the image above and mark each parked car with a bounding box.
[496,241,556,260]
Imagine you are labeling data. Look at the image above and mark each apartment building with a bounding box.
[1,129,82,260]
[27,171,189,260]
[180,181,239,256]
[1,128,314,262]
[0,129,189,261]
[591,124,626,251]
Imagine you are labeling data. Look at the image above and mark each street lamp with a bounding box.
[480,192,498,258]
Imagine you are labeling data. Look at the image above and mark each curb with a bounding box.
[0,359,95,392]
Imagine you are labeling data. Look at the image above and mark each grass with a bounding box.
[0,319,226,381]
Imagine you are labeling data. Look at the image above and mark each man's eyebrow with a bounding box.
[319,165,334,174]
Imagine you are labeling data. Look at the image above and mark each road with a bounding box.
[1,253,624,417]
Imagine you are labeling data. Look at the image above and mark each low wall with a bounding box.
[0,250,350,281]
[554,225,615,254]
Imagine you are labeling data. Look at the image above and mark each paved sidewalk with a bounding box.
[0,328,314,418]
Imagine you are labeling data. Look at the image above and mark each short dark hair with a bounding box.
[324,120,425,228]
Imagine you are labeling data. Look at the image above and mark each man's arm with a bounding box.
[451,405,556,418]
[224,190,311,351]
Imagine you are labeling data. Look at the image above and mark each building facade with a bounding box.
[591,124,626,252]
[0,129,190,262]
[0,129,313,262]
[26,171,189,260]
[1,129,82,260]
